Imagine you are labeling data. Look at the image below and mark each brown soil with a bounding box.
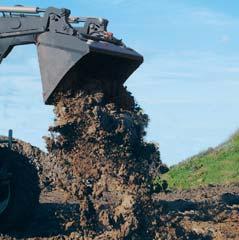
[0,80,238,239]
[1,182,238,239]
[0,81,163,239]
[152,184,239,240]
[41,83,162,239]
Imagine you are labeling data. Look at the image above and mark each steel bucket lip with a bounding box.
[89,41,144,62]
[39,35,144,62]
[44,47,143,105]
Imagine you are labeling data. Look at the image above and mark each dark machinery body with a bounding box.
[0,130,40,232]
[0,6,143,104]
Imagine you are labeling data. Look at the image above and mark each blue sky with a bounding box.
[1,0,239,165]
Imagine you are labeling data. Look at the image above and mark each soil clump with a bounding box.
[42,82,162,239]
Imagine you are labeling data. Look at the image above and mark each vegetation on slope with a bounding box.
[162,131,239,190]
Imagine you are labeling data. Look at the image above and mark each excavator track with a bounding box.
[0,147,40,233]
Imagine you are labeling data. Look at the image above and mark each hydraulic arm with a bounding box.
[0,6,143,104]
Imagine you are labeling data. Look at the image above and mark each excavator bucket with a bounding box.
[37,33,143,105]
[0,6,143,105]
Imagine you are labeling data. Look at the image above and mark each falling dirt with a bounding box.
[42,82,163,239]
[0,79,239,239]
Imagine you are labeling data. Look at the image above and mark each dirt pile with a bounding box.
[0,109,239,240]
[41,82,163,239]
[1,180,238,239]
[1,79,238,240]
[0,138,50,190]
[152,184,239,240]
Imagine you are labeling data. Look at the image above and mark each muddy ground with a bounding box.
[153,184,239,240]
[0,81,238,239]
[1,183,238,240]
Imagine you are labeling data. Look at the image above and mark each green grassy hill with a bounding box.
[162,131,239,190]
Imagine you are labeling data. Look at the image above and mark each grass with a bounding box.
[162,131,239,190]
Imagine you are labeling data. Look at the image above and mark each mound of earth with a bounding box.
[164,131,239,189]
[0,135,238,240]
[0,137,50,190]
[1,79,238,239]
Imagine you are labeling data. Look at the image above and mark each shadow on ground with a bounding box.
[5,202,81,239]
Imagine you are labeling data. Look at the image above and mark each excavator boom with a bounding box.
[0,6,143,104]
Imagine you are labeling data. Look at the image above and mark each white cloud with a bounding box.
[110,0,127,5]
[224,67,239,73]
[191,9,239,26]
[220,35,230,44]
[96,0,132,6]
